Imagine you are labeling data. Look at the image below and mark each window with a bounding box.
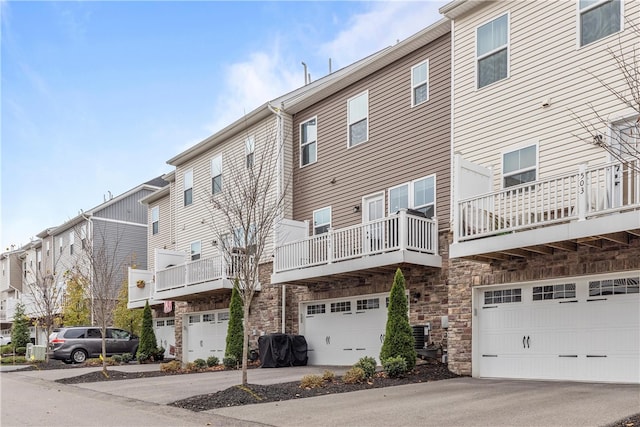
[589,276,639,295]
[80,225,87,249]
[190,241,201,261]
[533,283,576,300]
[188,315,200,323]
[313,207,331,235]
[388,175,436,217]
[579,0,621,46]
[245,137,255,168]
[69,231,75,255]
[348,91,368,147]
[357,298,380,310]
[300,117,317,166]
[58,237,63,255]
[166,319,175,326]
[218,312,230,321]
[183,169,193,206]
[46,241,50,257]
[151,206,159,235]
[503,144,537,188]
[477,13,509,89]
[484,288,522,304]
[331,301,351,313]
[612,118,639,159]
[411,61,429,106]
[211,155,222,195]
[156,320,165,327]
[203,314,213,322]
[37,251,41,272]
[306,304,326,315]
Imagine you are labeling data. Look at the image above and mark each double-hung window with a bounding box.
[245,137,255,169]
[80,224,87,249]
[348,91,368,147]
[313,207,331,235]
[389,175,436,218]
[579,0,621,47]
[300,117,317,166]
[37,250,41,272]
[477,13,509,89]
[190,241,201,261]
[411,60,429,106]
[503,144,537,188]
[211,155,222,195]
[58,237,63,255]
[151,206,159,235]
[69,231,75,255]
[184,169,193,206]
[46,241,50,257]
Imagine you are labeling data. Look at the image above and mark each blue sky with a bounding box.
[1,0,445,251]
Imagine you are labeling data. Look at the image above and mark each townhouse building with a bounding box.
[0,248,24,336]
[441,0,639,383]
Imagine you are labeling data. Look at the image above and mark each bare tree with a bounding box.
[68,221,132,376]
[206,113,289,385]
[574,20,639,170]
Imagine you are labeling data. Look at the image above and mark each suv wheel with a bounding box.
[71,349,87,364]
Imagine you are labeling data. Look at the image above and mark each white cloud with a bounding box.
[319,1,446,70]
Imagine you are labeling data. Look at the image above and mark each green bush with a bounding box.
[380,268,417,371]
[160,360,181,373]
[112,354,123,363]
[225,282,244,362]
[0,356,26,364]
[193,358,207,369]
[355,356,377,379]
[207,356,219,367]
[0,345,12,355]
[121,353,133,363]
[383,355,408,378]
[15,347,26,356]
[154,347,165,361]
[136,352,149,363]
[342,366,365,384]
[137,301,158,362]
[223,355,238,369]
[322,370,335,382]
[300,374,324,389]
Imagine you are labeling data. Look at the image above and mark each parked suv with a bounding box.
[48,327,139,363]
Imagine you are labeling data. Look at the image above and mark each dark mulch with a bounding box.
[169,359,459,412]
[605,414,640,427]
[55,368,185,384]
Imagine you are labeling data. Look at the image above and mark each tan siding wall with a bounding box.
[292,33,452,232]
[173,115,281,261]
[147,192,173,272]
[452,0,639,190]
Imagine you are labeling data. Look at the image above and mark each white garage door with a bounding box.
[154,318,176,358]
[185,310,229,362]
[476,273,639,383]
[301,293,387,366]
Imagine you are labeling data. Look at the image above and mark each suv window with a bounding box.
[86,329,102,339]
[109,329,130,339]
[63,329,86,339]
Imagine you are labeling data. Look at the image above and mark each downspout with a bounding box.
[267,102,287,334]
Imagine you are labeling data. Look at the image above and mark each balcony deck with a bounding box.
[451,160,640,261]
[271,210,441,284]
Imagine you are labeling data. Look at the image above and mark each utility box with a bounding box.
[26,343,46,361]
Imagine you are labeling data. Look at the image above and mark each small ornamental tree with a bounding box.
[62,271,91,327]
[137,301,158,361]
[380,268,416,371]
[113,281,143,336]
[225,280,244,362]
[11,302,31,349]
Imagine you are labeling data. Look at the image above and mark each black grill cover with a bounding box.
[258,334,308,368]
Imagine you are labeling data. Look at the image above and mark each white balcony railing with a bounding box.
[155,253,244,292]
[274,210,438,273]
[456,160,640,242]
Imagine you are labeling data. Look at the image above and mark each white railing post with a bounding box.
[399,210,408,250]
[431,216,438,254]
[327,228,334,264]
[578,163,587,221]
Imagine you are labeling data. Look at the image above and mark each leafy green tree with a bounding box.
[137,301,158,361]
[225,281,244,362]
[62,272,91,326]
[380,268,416,371]
[11,302,31,349]
[113,281,142,336]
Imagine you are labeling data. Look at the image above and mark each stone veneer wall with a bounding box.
[446,235,640,376]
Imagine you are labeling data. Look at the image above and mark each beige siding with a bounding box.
[147,192,173,272]
[452,0,639,190]
[173,115,281,261]
[292,33,451,232]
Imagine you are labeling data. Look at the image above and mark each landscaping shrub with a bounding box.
[153,347,165,361]
[207,356,220,367]
[300,374,324,389]
[160,360,181,373]
[11,303,30,349]
[183,362,198,373]
[0,344,12,355]
[136,352,149,363]
[121,353,133,363]
[380,268,417,371]
[225,282,244,362]
[223,355,238,369]
[342,366,366,384]
[112,354,123,363]
[383,355,408,378]
[355,356,377,379]
[193,358,207,369]
[15,347,26,356]
[137,301,158,362]
[322,370,335,382]
[0,356,26,364]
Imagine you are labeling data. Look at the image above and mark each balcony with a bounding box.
[271,210,441,284]
[451,159,640,260]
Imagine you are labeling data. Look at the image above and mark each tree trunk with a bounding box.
[241,304,249,385]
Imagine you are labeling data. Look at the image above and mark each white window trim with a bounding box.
[151,206,160,235]
[475,12,510,90]
[387,174,437,216]
[312,206,332,235]
[361,191,385,223]
[576,0,624,49]
[183,169,193,207]
[346,90,369,148]
[411,60,429,107]
[300,116,318,168]
[607,112,640,161]
[190,240,201,261]
[245,136,255,168]
[211,155,223,195]
[501,142,539,189]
